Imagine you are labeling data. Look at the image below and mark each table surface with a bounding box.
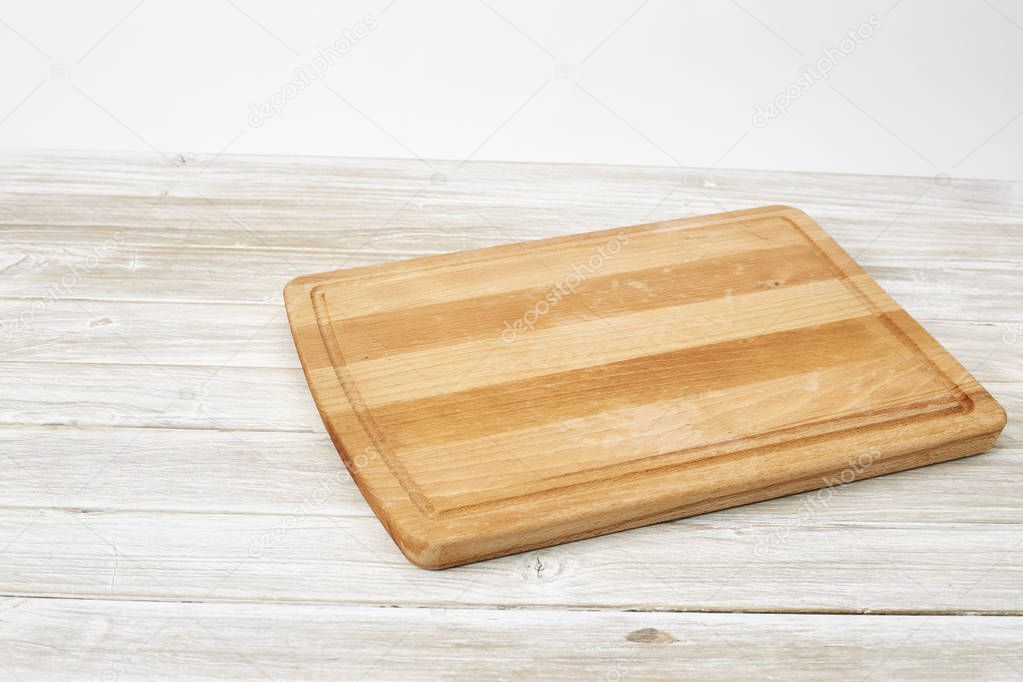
[0,150,1020,680]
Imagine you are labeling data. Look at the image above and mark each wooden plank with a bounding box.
[0,242,384,305]
[0,506,1019,612]
[1,234,1020,317]
[285,205,1006,567]
[866,262,1023,322]
[0,362,322,432]
[1,211,1020,320]
[0,597,1020,681]
[0,299,296,367]
[1,244,1019,327]
[0,426,1020,520]
[0,427,353,514]
[0,365,1016,442]
[920,323,1023,385]
[0,150,1019,268]
[3,292,1016,376]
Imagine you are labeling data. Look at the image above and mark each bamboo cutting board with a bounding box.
[284,205,1006,568]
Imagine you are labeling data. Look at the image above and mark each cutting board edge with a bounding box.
[283,204,804,289]
[397,416,1006,569]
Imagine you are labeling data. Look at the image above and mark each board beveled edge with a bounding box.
[284,205,1008,569]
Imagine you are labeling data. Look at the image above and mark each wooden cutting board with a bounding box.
[284,205,1006,569]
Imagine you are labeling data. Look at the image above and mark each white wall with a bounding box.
[1,0,1020,179]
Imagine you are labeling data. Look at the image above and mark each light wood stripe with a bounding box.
[309,214,804,318]
[331,243,833,361]
[374,316,913,451]
[324,278,884,405]
[405,356,963,511]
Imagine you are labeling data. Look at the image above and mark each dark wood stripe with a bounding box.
[331,243,834,361]
[372,315,924,450]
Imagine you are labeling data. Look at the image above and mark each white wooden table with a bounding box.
[0,150,1020,680]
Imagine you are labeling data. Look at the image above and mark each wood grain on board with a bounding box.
[285,205,1007,568]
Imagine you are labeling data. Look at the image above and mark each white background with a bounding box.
[1,0,1021,180]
